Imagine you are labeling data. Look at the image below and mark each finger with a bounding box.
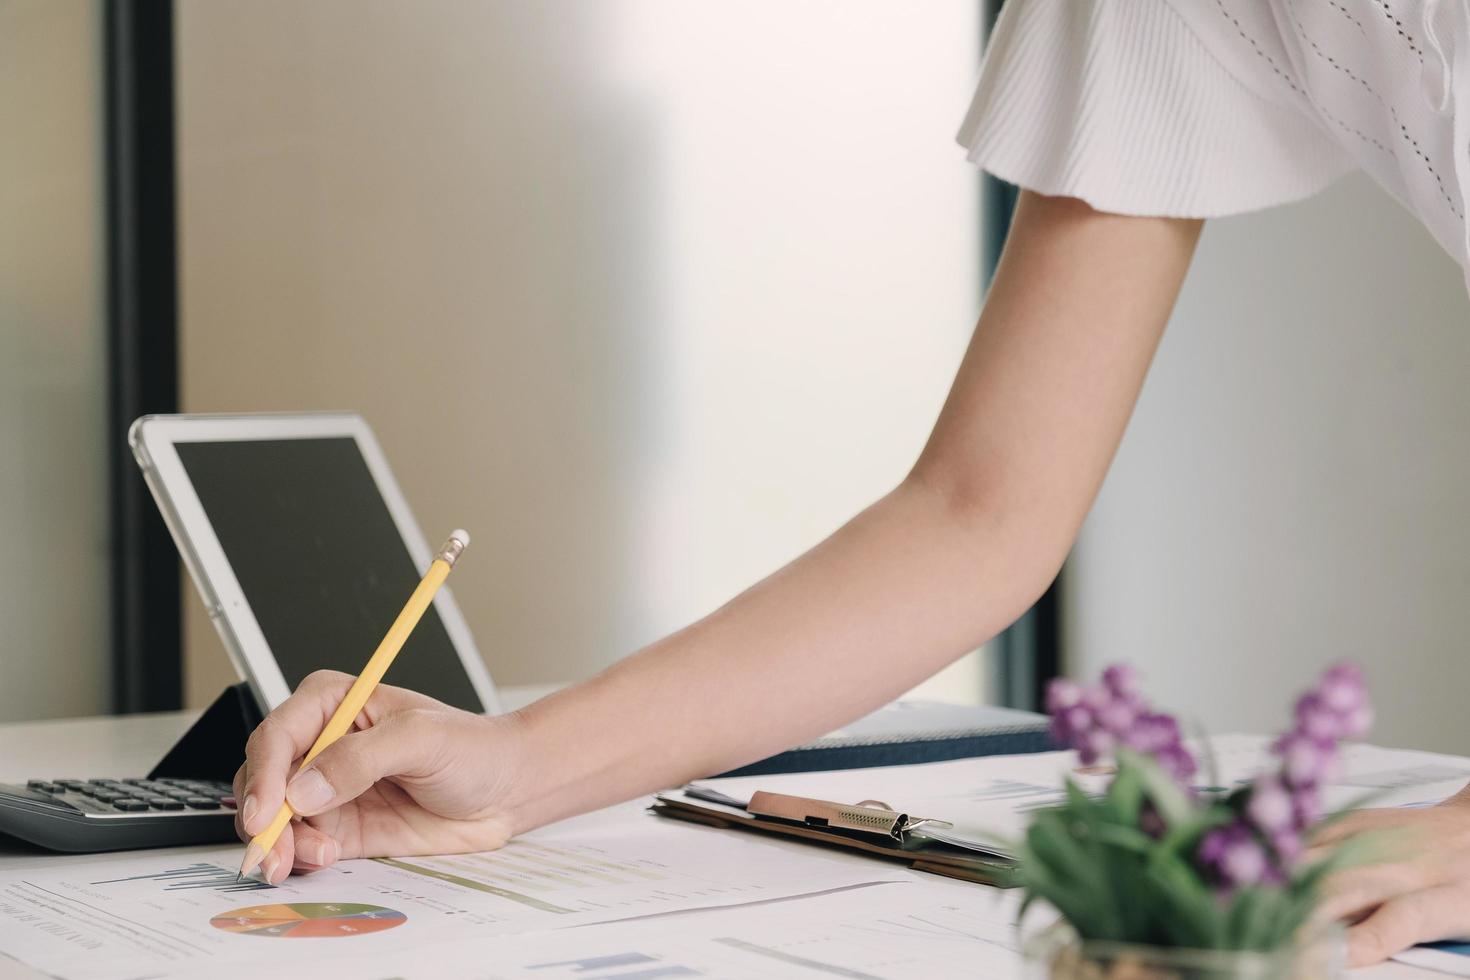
[290,823,340,872]
[285,712,436,817]
[240,671,356,836]
[233,763,249,842]
[1311,808,1405,848]
[1349,885,1469,966]
[241,673,448,836]
[259,820,296,886]
[1315,862,1437,926]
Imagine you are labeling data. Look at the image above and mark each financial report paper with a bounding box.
[0,806,902,980]
[198,873,1025,980]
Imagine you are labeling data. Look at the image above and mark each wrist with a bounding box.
[477,706,539,835]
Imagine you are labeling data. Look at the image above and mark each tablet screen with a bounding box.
[175,437,485,713]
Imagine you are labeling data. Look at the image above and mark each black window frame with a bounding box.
[105,0,182,713]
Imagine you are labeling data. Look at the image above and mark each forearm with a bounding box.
[504,475,1054,832]
[503,193,1202,834]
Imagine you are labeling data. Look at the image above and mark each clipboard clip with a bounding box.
[747,790,953,843]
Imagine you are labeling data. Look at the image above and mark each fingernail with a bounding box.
[262,852,281,883]
[297,838,324,866]
[241,795,260,834]
[286,769,333,813]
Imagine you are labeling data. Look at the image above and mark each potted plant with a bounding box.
[1017,663,1375,980]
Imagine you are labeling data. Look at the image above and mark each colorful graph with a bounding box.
[211,902,407,938]
[93,862,272,893]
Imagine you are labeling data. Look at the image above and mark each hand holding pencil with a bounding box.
[233,530,522,884]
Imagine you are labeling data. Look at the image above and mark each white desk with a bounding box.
[0,694,1431,979]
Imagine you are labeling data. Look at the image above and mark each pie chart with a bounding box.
[211,902,407,938]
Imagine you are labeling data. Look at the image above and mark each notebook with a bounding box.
[717,700,1052,777]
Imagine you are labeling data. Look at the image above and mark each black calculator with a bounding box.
[0,777,239,852]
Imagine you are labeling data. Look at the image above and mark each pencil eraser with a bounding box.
[450,528,470,548]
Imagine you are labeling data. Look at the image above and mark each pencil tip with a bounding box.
[238,842,265,881]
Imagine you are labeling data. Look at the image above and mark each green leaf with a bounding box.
[1118,749,1193,827]
[1143,853,1222,949]
[1103,760,1145,825]
[1092,822,1154,854]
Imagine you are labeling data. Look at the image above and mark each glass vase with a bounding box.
[1022,921,1345,980]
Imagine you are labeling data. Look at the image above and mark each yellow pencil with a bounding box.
[238,529,471,881]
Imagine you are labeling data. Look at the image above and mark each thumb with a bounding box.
[285,713,434,816]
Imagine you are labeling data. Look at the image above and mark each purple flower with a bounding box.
[1290,785,1323,829]
[1276,732,1339,788]
[1245,777,1294,834]
[1045,666,1197,784]
[1102,664,1138,698]
[1198,824,1270,890]
[1319,668,1366,714]
[1199,827,1231,865]
[1295,693,1345,741]
[1081,685,1111,713]
[1342,703,1374,739]
[1124,712,1180,754]
[1096,699,1138,736]
[1158,744,1198,781]
[1046,660,1374,901]
[1046,678,1083,714]
[1077,729,1115,766]
[1269,829,1304,865]
[1221,836,1268,887]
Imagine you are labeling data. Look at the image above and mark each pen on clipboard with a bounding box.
[746,790,952,842]
[238,529,471,881]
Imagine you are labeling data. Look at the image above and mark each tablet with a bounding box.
[129,413,500,715]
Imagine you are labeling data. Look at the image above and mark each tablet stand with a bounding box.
[148,682,263,782]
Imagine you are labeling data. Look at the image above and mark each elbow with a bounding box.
[900,460,1073,626]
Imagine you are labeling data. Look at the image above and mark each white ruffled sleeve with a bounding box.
[958,0,1355,218]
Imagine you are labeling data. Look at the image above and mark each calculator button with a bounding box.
[184,797,220,809]
[93,790,124,802]
[149,799,186,811]
[114,800,151,812]
[57,780,89,791]
[26,780,58,793]
[122,778,150,785]
[220,796,237,808]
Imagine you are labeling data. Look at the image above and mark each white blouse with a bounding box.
[958,0,1470,294]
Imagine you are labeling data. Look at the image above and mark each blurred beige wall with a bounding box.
[176,2,984,707]
[0,0,110,721]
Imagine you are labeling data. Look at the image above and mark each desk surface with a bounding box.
[0,691,1428,979]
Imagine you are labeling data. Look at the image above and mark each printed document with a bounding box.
[0,806,901,980]
[201,873,1025,980]
[693,734,1470,857]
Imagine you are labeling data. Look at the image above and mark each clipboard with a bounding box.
[651,786,1017,887]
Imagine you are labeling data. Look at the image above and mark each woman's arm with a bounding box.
[501,192,1203,830]
[234,192,1203,880]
